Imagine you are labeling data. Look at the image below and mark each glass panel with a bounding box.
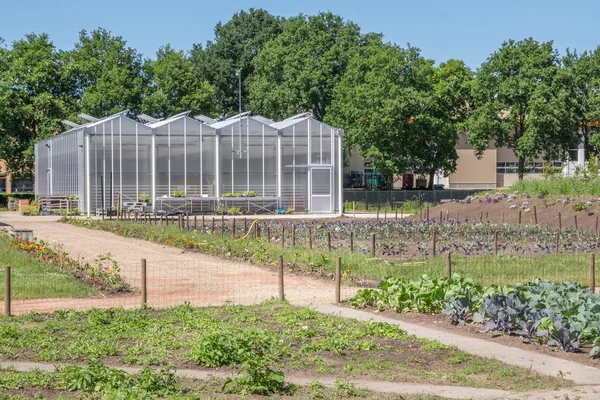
[312,168,331,195]
[311,196,331,213]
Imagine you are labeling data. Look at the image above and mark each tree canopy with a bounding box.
[0,34,76,179]
[65,28,146,118]
[142,45,217,119]
[468,38,579,179]
[250,12,363,121]
[190,8,283,117]
[327,40,472,188]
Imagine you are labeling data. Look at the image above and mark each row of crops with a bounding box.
[350,275,600,358]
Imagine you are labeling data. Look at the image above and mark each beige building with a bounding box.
[0,160,11,193]
[344,132,573,190]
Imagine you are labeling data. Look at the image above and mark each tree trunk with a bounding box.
[518,156,525,180]
[427,170,436,190]
[516,119,525,180]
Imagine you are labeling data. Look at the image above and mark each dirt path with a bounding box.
[3,217,357,314]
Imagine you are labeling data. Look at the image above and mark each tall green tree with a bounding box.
[250,12,363,121]
[327,41,470,188]
[0,34,76,179]
[142,45,217,119]
[191,8,283,117]
[65,28,146,118]
[562,48,600,157]
[468,38,578,179]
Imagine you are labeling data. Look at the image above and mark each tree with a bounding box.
[250,12,363,121]
[0,34,76,179]
[327,40,469,188]
[562,48,600,157]
[142,45,217,119]
[191,8,283,117]
[468,38,578,180]
[65,28,146,118]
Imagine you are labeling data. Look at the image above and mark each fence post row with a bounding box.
[4,266,10,317]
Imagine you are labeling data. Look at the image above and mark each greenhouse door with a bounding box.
[310,167,332,213]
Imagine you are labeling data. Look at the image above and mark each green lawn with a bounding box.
[0,236,95,300]
[0,301,567,394]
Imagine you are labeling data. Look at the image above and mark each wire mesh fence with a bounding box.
[0,256,363,316]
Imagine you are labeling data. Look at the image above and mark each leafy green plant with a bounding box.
[242,191,257,197]
[227,206,243,215]
[138,192,150,203]
[171,189,186,198]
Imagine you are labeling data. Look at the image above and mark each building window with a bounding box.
[0,176,5,192]
[497,161,561,174]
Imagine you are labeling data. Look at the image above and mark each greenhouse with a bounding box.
[34,111,344,215]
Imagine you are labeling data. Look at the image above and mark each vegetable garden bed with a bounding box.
[350,276,600,361]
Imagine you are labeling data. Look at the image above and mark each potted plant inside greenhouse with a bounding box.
[138,192,150,204]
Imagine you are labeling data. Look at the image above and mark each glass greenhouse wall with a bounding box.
[34,111,344,215]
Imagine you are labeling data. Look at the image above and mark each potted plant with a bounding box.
[138,192,150,203]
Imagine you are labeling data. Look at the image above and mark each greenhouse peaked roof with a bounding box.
[210,114,274,129]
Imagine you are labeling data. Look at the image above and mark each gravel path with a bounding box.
[3,360,600,399]
[3,216,356,314]
[318,305,600,386]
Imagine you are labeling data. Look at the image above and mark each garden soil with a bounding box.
[414,194,600,231]
[2,216,358,314]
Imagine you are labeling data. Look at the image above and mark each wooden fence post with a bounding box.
[480,211,483,223]
[494,231,499,256]
[426,206,430,221]
[533,206,538,225]
[201,215,205,232]
[4,266,10,317]
[291,224,296,247]
[432,231,437,257]
[446,253,452,278]
[558,212,562,230]
[194,215,197,230]
[395,207,398,220]
[281,226,285,248]
[502,211,505,224]
[232,218,236,238]
[278,255,285,301]
[384,209,387,221]
[555,231,560,253]
[518,210,522,225]
[350,231,354,252]
[596,215,599,234]
[575,215,578,230]
[352,201,356,221]
[211,218,215,234]
[308,227,313,249]
[141,259,147,307]
[327,232,332,251]
[376,208,380,221]
[335,257,342,304]
[590,253,596,294]
[244,218,247,234]
[370,233,376,258]
[267,226,271,243]
[439,210,443,223]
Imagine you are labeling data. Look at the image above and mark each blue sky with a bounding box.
[1,0,597,68]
